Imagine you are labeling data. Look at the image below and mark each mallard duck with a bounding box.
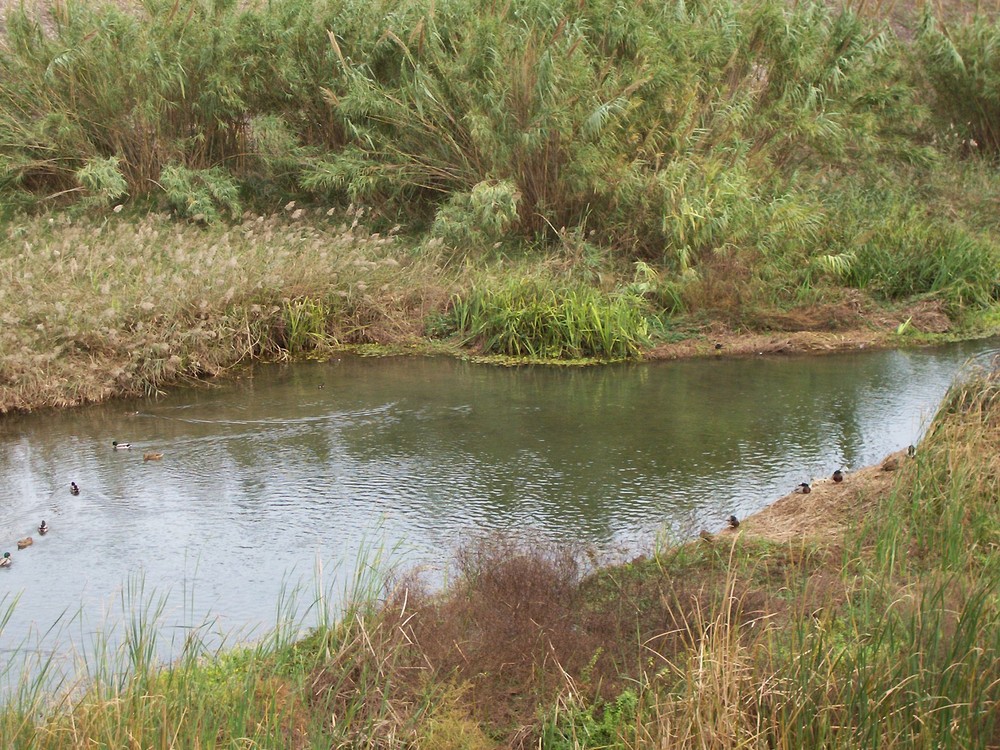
[38,520,49,535]
[143,452,163,462]
[112,440,131,450]
[727,514,740,529]
[907,444,916,458]
[832,469,844,483]
[882,457,899,472]
[795,482,811,494]
[0,552,11,567]
[17,537,33,549]
[699,529,714,543]
[70,481,80,496]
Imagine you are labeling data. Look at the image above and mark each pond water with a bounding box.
[1,339,999,684]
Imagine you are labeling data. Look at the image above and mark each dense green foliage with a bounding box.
[916,12,1000,153]
[818,198,999,309]
[0,0,998,379]
[0,0,996,267]
[446,280,651,359]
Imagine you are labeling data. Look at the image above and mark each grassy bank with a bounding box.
[2,358,998,748]
[1,0,999,412]
[1,196,997,414]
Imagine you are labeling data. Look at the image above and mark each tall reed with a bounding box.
[916,11,1000,153]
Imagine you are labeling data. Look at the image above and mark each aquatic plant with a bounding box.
[448,280,651,360]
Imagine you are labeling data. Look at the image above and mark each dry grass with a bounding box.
[6,206,978,415]
[302,533,832,747]
[739,451,913,543]
[0,208,453,412]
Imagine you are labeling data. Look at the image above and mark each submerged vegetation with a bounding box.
[3,361,999,747]
[0,0,999,410]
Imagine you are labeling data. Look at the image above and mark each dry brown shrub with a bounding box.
[748,299,866,332]
[305,534,835,745]
[306,604,431,748]
[253,676,312,748]
[864,296,954,334]
[679,253,756,324]
[406,535,588,730]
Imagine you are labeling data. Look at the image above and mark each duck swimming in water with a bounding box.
[143,452,163,462]
[795,482,811,494]
[112,441,131,450]
[38,520,48,535]
[727,514,740,529]
[832,469,844,483]
[0,552,10,568]
[70,481,80,495]
[17,537,33,549]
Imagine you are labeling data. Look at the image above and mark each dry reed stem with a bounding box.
[0,209,455,413]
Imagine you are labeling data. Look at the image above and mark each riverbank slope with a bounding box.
[1,208,997,415]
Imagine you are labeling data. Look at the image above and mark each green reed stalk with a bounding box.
[450,281,650,360]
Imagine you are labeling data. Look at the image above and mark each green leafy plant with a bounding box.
[159,165,242,223]
[916,12,1000,153]
[449,280,651,360]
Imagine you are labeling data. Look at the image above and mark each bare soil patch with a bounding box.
[735,448,914,543]
[649,297,957,360]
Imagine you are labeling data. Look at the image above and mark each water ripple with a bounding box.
[0,340,997,680]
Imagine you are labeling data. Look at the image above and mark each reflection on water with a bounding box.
[1,339,998,680]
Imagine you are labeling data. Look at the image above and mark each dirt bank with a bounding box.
[731,448,915,543]
[647,296,958,360]
[647,329,891,360]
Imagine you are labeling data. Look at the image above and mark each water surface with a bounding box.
[1,340,998,677]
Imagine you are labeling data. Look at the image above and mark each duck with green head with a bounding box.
[0,552,10,567]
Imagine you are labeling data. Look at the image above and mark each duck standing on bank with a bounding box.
[832,469,844,483]
[727,514,740,529]
[795,482,811,494]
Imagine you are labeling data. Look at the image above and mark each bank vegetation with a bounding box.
[0,0,999,412]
